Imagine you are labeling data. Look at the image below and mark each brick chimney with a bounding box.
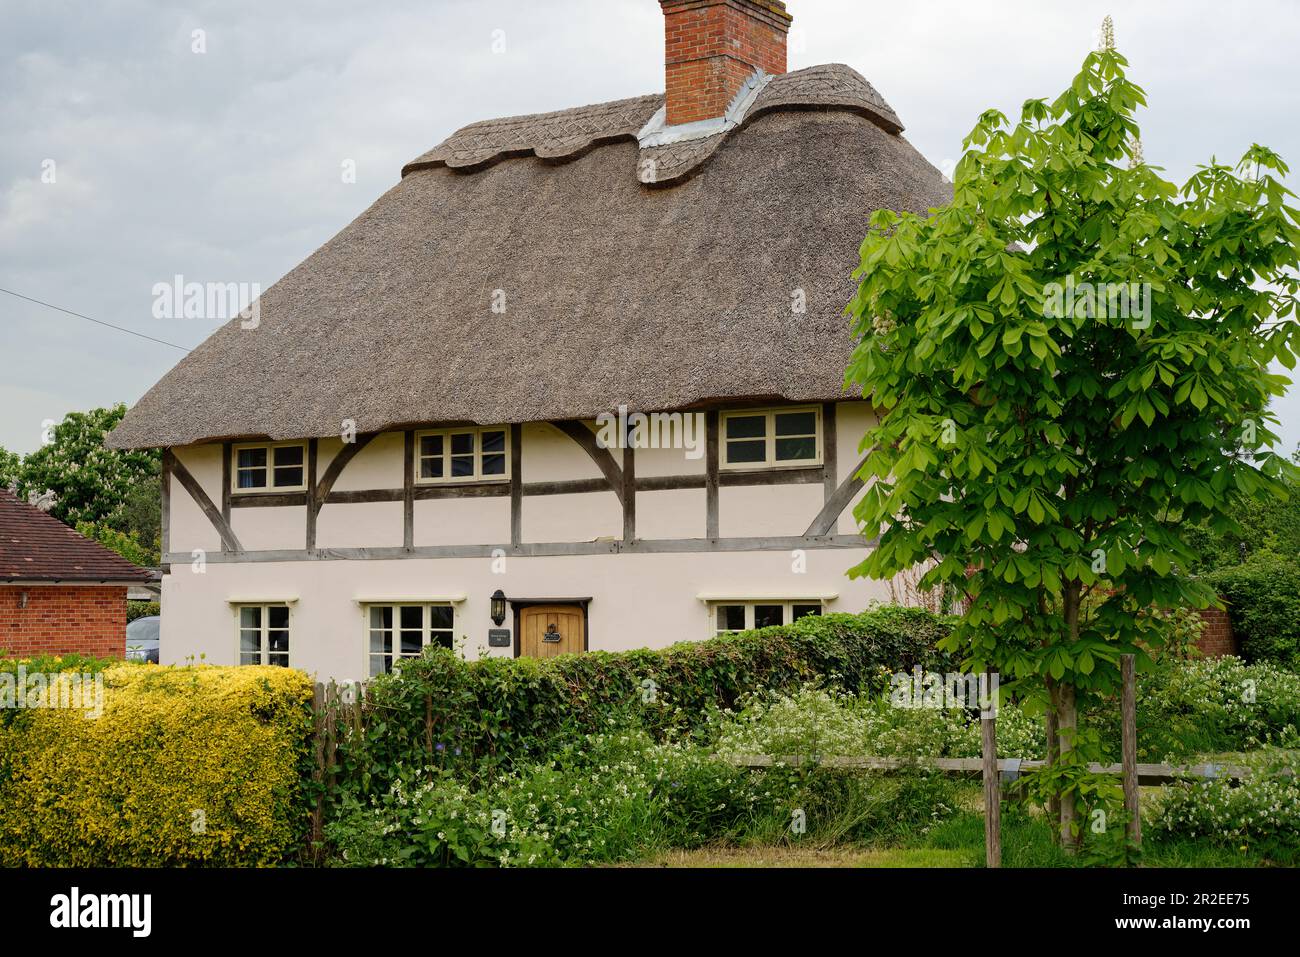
[660,0,792,127]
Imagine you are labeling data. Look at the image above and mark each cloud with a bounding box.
[1,0,1297,457]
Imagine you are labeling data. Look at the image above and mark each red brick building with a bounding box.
[1196,607,1238,658]
[0,489,154,659]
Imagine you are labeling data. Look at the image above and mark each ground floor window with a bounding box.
[711,600,823,636]
[237,604,291,666]
[366,603,455,676]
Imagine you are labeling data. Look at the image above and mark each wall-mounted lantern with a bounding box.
[490,589,507,626]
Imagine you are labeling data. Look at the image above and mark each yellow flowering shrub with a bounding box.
[0,664,314,866]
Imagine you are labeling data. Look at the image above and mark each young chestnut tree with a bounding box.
[845,23,1300,848]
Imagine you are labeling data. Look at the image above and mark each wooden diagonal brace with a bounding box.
[551,421,624,505]
[167,450,242,552]
[804,454,869,537]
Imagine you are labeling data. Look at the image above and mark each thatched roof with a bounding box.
[109,63,949,450]
[404,64,903,186]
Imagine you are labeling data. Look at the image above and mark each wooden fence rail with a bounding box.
[717,753,1268,785]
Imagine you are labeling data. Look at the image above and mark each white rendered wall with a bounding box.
[835,401,875,536]
[160,402,886,681]
[159,548,893,682]
[170,444,223,554]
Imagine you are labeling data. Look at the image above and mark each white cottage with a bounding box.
[108,0,950,681]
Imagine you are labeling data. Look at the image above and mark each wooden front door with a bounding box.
[518,605,585,659]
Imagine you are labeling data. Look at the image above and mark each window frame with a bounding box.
[413,426,511,486]
[709,600,824,637]
[363,601,457,676]
[234,602,293,667]
[719,405,823,470]
[230,441,308,494]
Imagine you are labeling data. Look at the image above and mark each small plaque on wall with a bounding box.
[488,628,511,648]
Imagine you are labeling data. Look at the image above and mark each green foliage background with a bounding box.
[1205,559,1300,668]
[341,607,959,799]
[1186,471,1300,667]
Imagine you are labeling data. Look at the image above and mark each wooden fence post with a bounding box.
[310,682,326,862]
[981,670,1001,868]
[308,679,367,865]
[424,693,434,775]
[1121,653,1141,853]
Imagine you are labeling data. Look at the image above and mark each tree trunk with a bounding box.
[1054,681,1079,853]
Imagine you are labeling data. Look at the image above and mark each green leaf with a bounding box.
[839,32,1300,714]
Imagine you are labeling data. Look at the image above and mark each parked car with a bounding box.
[126,615,160,663]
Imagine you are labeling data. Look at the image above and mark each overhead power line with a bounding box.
[0,286,192,353]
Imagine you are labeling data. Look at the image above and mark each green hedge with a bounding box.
[127,600,160,622]
[1184,483,1300,574]
[0,652,125,676]
[344,606,958,795]
[1205,558,1300,669]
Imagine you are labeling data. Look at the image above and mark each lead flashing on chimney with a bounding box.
[637,69,774,148]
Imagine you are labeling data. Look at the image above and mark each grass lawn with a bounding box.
[636,846,970,868]
[630,783,1293,868]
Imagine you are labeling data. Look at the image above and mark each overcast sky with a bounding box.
[2,0,1298,455]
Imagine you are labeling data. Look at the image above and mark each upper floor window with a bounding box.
[415,427,509,484]
[712,600,823,636]
[233,442,306,492]
[720,407,822,469]
[237,604,291,666]
[366,602,455,676]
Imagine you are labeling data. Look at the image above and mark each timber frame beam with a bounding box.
[167,414,872,560]
[164,533,875,565]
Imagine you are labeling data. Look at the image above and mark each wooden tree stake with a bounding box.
[1121,653,1142,853]
[981,670,1001,868]
[1045,701,1060,843]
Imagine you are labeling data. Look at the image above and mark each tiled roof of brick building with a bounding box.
[0,489,154,583]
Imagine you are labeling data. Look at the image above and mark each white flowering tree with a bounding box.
[18,405,160,548]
